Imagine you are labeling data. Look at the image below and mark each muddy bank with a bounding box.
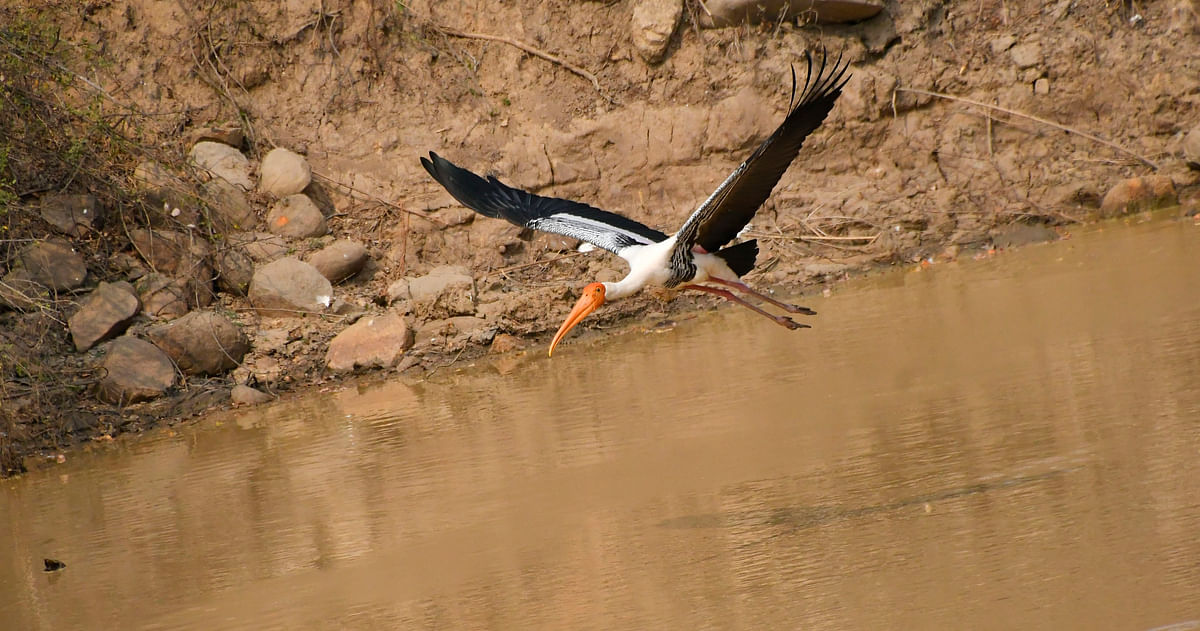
[2,0,1199,474]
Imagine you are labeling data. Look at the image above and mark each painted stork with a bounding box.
[421,52,851,356]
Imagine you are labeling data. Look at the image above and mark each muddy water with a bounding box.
[4,219,1200,630]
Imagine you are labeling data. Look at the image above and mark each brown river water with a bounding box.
[3,217,1200,630]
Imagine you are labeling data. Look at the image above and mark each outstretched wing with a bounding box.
[421,152,668,257]
[669,51,851,280]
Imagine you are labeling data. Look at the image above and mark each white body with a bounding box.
[604,235,739,301]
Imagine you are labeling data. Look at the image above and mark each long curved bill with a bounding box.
[548,291,604,357]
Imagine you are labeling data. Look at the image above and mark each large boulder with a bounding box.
[407,265,476,318]
[248,257,333,317]
[68,281,140,351]
[189,140,252,190]
[97,336,176,404]
[17,240,87,291]
[146,310,249,375]
[325,311,414,372]
[266,194,326,238]
[307,239,368,284]
[259,147,312,197]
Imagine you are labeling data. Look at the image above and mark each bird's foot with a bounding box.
[776,316,810,330]
[780,303,817,315]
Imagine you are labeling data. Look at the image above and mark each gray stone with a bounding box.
[248,257,333,317]
[202,178,257,232]
[259,147,312,197]
[69,281,140,351]
[213,246,255,296]
[146,310,249,375]
[631,0,683,64]
[266,194,327,238]
[97,336,176,404]
[325,311,414,372]
[407,265,475,318]
[41,194,102,237]
[1010,42,1042,69]
[231,384,273,405]
[1183,124,1200,169]
[17,240,87,291]
[307,239,368,284]
[189,141,252,190]
[229,232,289,262]
[1099,175,1178,217]
[135,273,191,320]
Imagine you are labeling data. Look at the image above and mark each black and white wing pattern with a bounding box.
[421,152,668,257]
[667,51,851,285]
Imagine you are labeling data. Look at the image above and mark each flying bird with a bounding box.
[421,52,851,356]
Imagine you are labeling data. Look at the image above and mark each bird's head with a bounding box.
[548,282,607,357]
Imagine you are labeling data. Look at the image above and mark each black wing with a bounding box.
[668,51,851,282]
[421,152,668,257]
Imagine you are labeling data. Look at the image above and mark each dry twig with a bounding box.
[896,87,1159,170]
[437,26,604,96]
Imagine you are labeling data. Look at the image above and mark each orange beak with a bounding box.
[548,282,606,357]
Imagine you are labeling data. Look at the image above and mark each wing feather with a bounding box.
[421,152,667,256]
[667,51,851,284]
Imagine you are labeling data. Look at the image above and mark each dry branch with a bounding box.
[437,26,604,96]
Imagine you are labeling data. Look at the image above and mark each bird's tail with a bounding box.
[715,240,758,277]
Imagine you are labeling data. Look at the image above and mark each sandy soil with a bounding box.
[2,0,1199,473]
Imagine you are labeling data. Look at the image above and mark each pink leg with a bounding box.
[706,277,816,315]
[682,284,808,330]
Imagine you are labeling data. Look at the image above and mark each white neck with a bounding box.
[602,278,640,301]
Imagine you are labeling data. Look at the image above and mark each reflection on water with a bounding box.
[3,218,1200,630]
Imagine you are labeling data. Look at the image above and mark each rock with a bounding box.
[449,316,495,344]
[991,223,1058,249]
[325,311,414,372]
[1010,42,1041,69]
[306,239,368,284]
[213,246,255,295]
[259,147,312,197]
[97,336,176,404]
[189,141,252,190]
[407,265,476,318]
[133,161,200,227]
[129,228,212,278]
[1099,175,1178,217]
[490,333,521,354]
[17,240,87,291]
[201,178,257,232]
[68,281,140,351]
[146,310,249,375]
[990,34,1016,54]
[229,232,289,262]
[186,125,244,149]
[231,384,273,405]
[135,273,192,320]
[631,0,683,64]
[385,278,410,304]
[248,257,333,317]
[0,268,48,311]
[41,194,102,236]
[1033,77,1050,95]
[1183,124,1200,169]
[266,194,327,238]
[696,0,883,27]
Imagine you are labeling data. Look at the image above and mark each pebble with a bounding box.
[189,141,253,190]
[307,239,368,284]
[146,310,250,375]
[97,336,176,404]
[248,257,333,317]
[68,281,140,352]
[631,0,683,64]
[259,147,312,197]
[325,311,414,372]
[266,194,327,238]
[231,384,274,405]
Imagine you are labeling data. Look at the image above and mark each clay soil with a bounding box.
[2,0,1198,474]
